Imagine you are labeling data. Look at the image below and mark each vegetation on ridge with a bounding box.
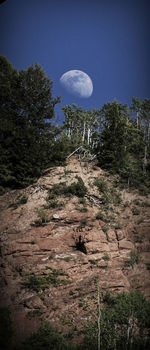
[12,291,150,350]
[0,56,150,193]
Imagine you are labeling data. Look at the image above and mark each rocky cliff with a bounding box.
[0,157,150,348]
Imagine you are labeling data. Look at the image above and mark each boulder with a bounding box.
[119,240,134,250]
[116,230,125,241]
[107,229,116,242]
[85,229,107,243]
[108,242,118,251]
[23,295,45,309]
[85,241,110,254]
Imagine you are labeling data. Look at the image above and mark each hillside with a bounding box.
[0,156,150,349]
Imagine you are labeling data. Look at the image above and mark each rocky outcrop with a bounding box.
[0,157,150,347]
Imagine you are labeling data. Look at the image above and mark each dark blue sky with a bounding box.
[0,0,150,122]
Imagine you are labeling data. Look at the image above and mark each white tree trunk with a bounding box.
[82,122,86,142]
[68,127,71,138]
[87,127,91,145]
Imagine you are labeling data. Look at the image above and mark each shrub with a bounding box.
[124,250,139,268]
[102,252,110,261]
[48,183,67,199]
[47,200,64,209]
[48,177,87,199]
[23,269,71,292]
[110,189,122,205]
[80,218,88,227]
[35,208,50,226]
[146,263,150,270]
[141,200,150,207]
[15,321,73,350]
[102,225,109,233]
[79,197,86,205]
[9,195,28,209]
[78,206,88,212]
[137,217,144,224]
[94,177,109,193]
[132,207,140,215]
[69,176,87,197]
[95,211,106,221]
[114,220,122,229]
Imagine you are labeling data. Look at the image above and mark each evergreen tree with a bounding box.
[0,56,61,190]
[131,97,150,175]
[96,100,145,186]
[97,100,129,171]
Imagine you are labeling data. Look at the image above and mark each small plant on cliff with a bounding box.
[35,208,50,226]
[23,269,71,292]
[132,206,140,215]
[69,176,87,197]
[124,250,139,268]
[96,211,106,221]
[47,199,64,209]
[9,195,28,209]
[94,177,109,193]
[102,252,110,261]
[48,177,87,199]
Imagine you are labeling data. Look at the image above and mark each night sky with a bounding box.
[0,0,150,123]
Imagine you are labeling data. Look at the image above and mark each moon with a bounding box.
[60,70,93,98]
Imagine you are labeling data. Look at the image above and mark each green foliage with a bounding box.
[15,321,75,350]
[1,56,150,192]
[94,177,109,193]
[96,99,148,187]
[80,218,88,227]
[0,307,13,349]
[146,263,150,271]
[77,206,88,212]
[79,197,86,205]
[114,220,122,229]
[124,250,139,268]
[35,208,50,226]
[23,269,71,292]
[48,177,87,199]
[95,211,106,221]
[132,206,140,215]
[69,176,88,197]
[94,177,122,207]
[102,225,109,233]
[102,252,110,261]
[9,195,28,209]
[62,104,101,149]
[0,56,61,189]
[48,183,67,199]
[82,291,150,350]
[47,199,64,209]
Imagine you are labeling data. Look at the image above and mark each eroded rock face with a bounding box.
[119,240,134,250]
[116,229,125,240]
[0,157,150,347]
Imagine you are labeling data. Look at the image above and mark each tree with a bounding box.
[131,97,150,174]
[96,100,145,186]
[82,291,150,350]
[97,100,129,171]
[62,104,101,149]
[0,56,61,189]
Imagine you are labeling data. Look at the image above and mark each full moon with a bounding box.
[60,70,93,98]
